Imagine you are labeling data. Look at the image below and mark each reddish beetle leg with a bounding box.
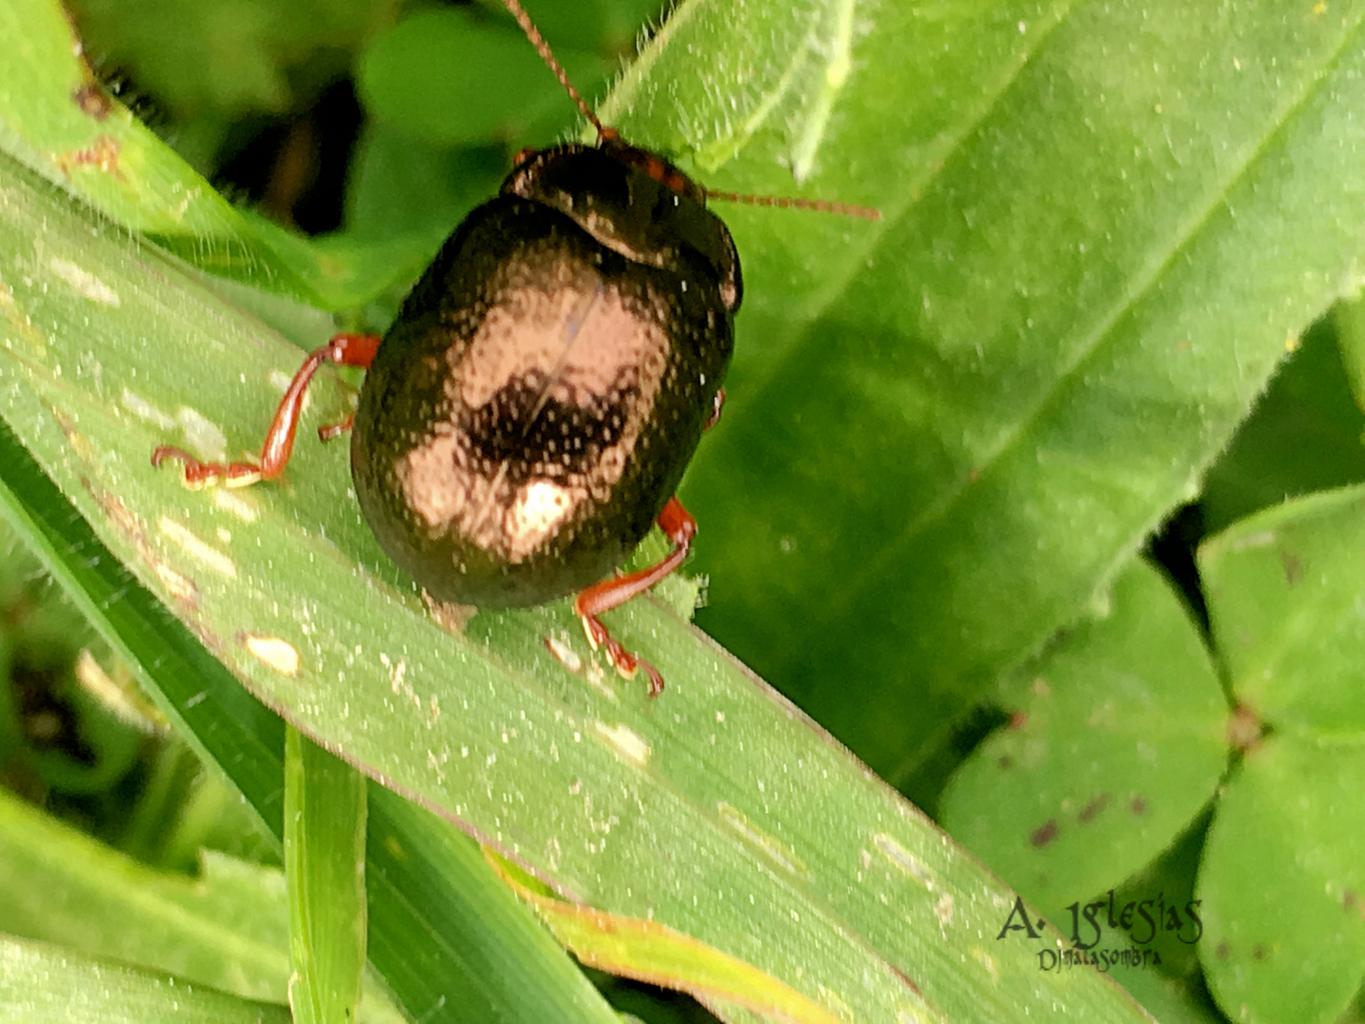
[574,497,697,697]
[151,332,381,488]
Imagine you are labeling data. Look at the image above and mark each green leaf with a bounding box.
[0,784,402,1022]
[1108,812,1210,986]
[1336,293,1365,417]
[0,933,290,1024]
[1195,486,1365,1024]
[1105,966,1225,1024]
[1197,739,1365,1024]
[344,130,505,248]
[69,0,392,118]
[1201,315,1365,533]
[0,154,1146,1023]
[488,851,839,1024]
[1200,485,1365,735]
[120,743,274,872]
[939,560,1228,915]
[601,0,1365,781]
[0,415,620,1023]
[0,0,299,291]
[0,0,420,310]
[493,0,666,55]
[285,729,369,1024]
[356,7,609,148]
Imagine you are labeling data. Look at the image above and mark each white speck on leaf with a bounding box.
[158,517,236,577]
[153,561,197,601]
[1229,529,1277,551]
[212,489,258,523]
[119,388,175,428]
[873,832,935,889]
[594,721,650,766]
[934,893,954,928]
[716,802,808,878]
[49,257,120,306]
[243,634,300,677]
[544,633,583,672]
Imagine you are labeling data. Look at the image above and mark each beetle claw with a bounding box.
[579,614,604,652]
[578,612,664,696]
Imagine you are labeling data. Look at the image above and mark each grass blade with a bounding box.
[0,149,1149,1021]
[0,934,291,1024]
[285,729,369,1024]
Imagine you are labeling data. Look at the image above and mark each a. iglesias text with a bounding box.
[995,890,1202,972]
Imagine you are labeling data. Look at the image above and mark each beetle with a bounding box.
[152,0,875,694]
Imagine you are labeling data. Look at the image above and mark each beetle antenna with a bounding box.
[704,189,882,221]
[499,0,616,142]
[499,0,878,222]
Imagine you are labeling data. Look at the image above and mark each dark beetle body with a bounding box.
[350,141,743,608]
[147,3,871,693]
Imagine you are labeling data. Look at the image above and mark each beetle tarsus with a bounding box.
[574,496,697,697]
[149,332,380,489]
[151,445,262,489]
[579,615,665,697]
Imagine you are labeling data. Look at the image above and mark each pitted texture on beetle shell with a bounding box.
[351,192,735,608]
[462,366,635,479]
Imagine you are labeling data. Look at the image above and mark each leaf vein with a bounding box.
[822,8,1365,625]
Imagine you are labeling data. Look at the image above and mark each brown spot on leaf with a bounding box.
[83,476,145,547]
[1252,945,1268,961]
[1078,793,1111,823]
[1007,710,1029,730]
[1030,820,1059,847]
[997,754,1014,770]
[1215,942,1230,960]
[1279,550,1302,584]
[153,561,200,609]
[886,962,924,997]
[1228,704,1264,752]
[73,82,112,119]
[1345,890,1363,920]
[1130,796,1148,815]
[51,409,95,462]
[79,474,200,615]
[55,134,124,179]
